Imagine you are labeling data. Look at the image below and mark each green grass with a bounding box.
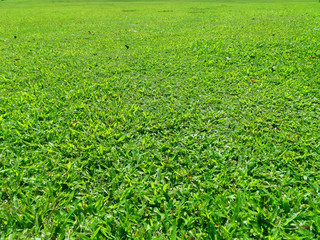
[1,0,320,238]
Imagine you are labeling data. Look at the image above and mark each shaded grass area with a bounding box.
[1,0,320,238]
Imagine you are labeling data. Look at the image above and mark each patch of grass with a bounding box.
[1,0,320,238]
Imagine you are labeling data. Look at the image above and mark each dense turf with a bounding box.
[1,0,320,238]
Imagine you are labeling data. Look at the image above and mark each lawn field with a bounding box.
[1,0,320,238]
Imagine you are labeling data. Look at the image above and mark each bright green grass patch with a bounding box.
[1,0,320,239]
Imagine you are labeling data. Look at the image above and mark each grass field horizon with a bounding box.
[1,0,320,238]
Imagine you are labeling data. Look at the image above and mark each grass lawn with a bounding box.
[1,0,320,238]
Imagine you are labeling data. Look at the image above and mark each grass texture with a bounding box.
[1,0,320,238]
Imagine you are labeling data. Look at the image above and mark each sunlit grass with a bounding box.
[1,0,320,238]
